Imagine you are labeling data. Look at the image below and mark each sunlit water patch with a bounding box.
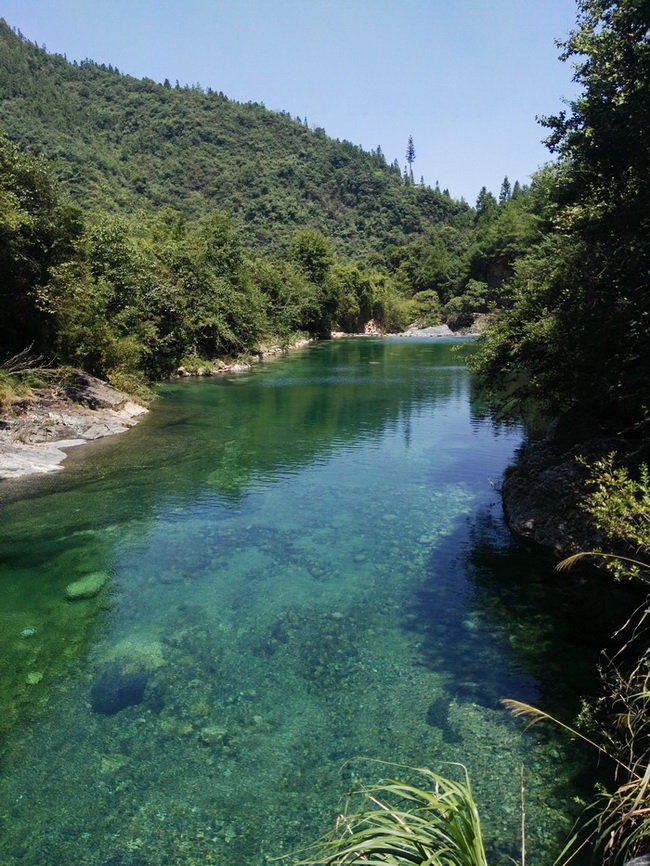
[0,339,630,865]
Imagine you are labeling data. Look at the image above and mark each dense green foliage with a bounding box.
[0,18,539,382]
[555,451,650,866]
[0,136,83,357]
[0,20,465,258]
[561,455,650,863]
[359,173,548,330]
[0,138,418,383]
[471,0,650,435]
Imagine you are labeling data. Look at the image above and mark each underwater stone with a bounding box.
[99,753,130,774]
[90,671,148,715]
[100,637,167,672]
[65,571,108,600]
[199,726,228,746]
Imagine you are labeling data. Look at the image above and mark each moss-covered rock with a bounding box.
[65,571,108,600]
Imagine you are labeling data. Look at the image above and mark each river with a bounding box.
[0,338,622,865]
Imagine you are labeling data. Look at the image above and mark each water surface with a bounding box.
[0,338,621,865]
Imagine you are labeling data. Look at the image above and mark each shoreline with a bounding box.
[0,372,148,482]
[0,331,472,482]
[0,338,311,482]
[331,324,477,339]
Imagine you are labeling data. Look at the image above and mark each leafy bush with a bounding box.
[443,280,489,330]
[546,452,650,865]
[412,290,441,327]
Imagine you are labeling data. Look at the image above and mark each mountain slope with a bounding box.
[0,21,468,255]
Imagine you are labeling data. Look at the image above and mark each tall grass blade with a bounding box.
[292,762,488,866]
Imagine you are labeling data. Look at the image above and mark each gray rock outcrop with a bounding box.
[0,372,148,481]
[501,442,592,558]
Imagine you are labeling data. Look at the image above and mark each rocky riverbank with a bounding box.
[173,338,312,377]
[331,324,457,338]
[501,440,597,559]
[0,340,314,481]
[0,372,148,481]
[501,432,645,564]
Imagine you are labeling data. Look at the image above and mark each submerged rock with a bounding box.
[65,571,108,600]
[199,725,228,746]
[90,671,148,715]
[100,637,167,672]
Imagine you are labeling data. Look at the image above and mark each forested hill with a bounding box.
[0,20,466,255]
[0,16,543,393]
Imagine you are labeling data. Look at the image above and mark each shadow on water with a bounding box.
[404,494,645,861]
[409,504,644,714]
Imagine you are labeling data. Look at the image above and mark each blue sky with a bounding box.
[2,0,580,203]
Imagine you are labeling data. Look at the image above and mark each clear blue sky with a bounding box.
[2,0,580,203]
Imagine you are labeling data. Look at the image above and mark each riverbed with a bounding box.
[0,338,623,865]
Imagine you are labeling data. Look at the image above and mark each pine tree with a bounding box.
[405,135,416,185]
[475,186,498,221]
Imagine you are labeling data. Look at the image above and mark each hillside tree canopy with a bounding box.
[471,0,650,435]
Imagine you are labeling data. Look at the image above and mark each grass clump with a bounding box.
[295,762,488,866]
[0,349,53,409]
[0,370,28,409]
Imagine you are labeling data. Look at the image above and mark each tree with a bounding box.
[289,229,334,285]
[543,0,650,428]
[473,0,650,431]
[405,135,416,185]
[289,229,338,334]
[498,176,511,204]
[0,136,83,358]
[474,187,497,222]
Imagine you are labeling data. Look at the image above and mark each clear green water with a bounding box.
[0,338,627,865]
